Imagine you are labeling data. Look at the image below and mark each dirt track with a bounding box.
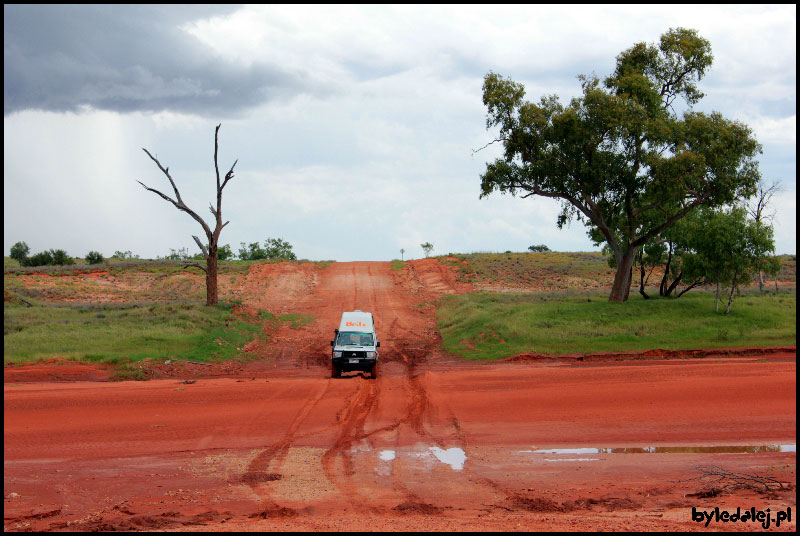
[4,261,797,531]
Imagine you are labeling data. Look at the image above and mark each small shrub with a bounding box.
[113,250,139,260]
[528,244,551,253]
[23,250,54,267]
[85,251,104,264]
[51,249,74,265]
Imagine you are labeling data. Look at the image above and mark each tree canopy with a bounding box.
[480,28,762,301]
[9,241,29,262]
[681,206,778,313]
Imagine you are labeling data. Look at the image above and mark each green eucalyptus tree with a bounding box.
[479,28,761,301]
[681,207,778,313]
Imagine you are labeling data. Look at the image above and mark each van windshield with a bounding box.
[337,332,374,346]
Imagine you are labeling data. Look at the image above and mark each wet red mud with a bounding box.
[4,261,796,531]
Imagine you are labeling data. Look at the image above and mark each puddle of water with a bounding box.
[523,445,796,455]
[429,447,466,470]
[526,448,600,455]
[544,458,599,463]
[373,445,467,472]
[375,450,396,476]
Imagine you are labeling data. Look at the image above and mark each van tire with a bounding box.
[370,363,378,379]
[331,363,340,378]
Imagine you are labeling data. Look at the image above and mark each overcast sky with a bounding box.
[4,5,796,261]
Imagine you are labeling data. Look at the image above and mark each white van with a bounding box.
[330,310,380,378]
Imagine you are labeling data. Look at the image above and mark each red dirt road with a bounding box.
[4,261,797,531]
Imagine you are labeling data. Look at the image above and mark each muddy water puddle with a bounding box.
[521,444,796,462]
[357,445,469,474]
[362,444,796,471]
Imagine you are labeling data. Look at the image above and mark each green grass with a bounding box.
[391,259,406,271]
[277,313,315,329]
[436,291,796,359]
[3,301,267,365]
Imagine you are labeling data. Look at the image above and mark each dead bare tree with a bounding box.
[138,124,238,306]
[746,180,781,292]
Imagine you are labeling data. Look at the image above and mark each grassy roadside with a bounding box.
[3,301,267,365]
[436,291,796,359]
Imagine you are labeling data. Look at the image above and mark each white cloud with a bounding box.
[747,115,796,145]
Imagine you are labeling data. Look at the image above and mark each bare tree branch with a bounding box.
[221,160,237,191]
[747,180,781,224]
[182,262,207,273]
[471,136,507,156]
[136,180,181,210]
[193,235,209,259]
[142,149,184,206]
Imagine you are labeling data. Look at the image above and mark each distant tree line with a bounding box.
[9,237,297,267]
[9,242,75,267]
[159,238,296,261]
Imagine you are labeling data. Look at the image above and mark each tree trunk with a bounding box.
[609,249,636,302]
[725,282,736,314]
[659,241,673,296]
[638,255,649,299]
[676,278,704,298]
[715,282,720,312]
[206,249,218,306]
[758,270,764,292]
[624,264,633,301]
[665,272,683,297]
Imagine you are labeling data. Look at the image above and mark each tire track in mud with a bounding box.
[320,380,379,494]
[306,265,439,511]
[241,379,333,510]
[317,301,448,512]
[355,311,513,513]
[241,261,498,514]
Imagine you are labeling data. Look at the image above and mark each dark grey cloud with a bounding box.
[4,5,307,116]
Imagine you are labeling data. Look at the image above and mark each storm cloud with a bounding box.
[4,5,308,116]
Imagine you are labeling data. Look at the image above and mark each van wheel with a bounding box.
[370,364,378,379]
[331,363,340,378]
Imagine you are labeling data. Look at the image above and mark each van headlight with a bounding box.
[333,351,342,357]
[367,352,376,358]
